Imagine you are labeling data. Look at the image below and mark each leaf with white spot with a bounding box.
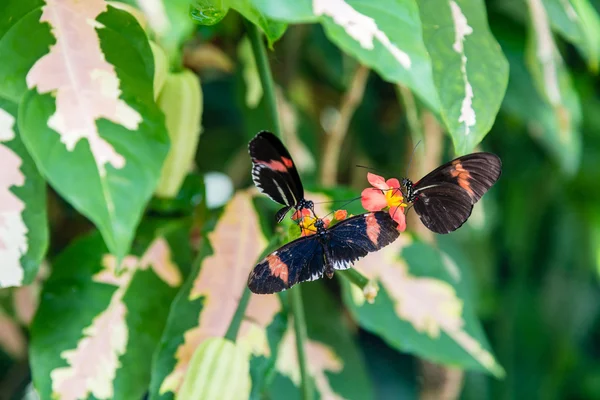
[419,0,509,153]
[340,236,504,377]
[541,0,600,72]
[6,1,169,260]
[0,98,47,288]
[149,190,287,400]
[250,0,440,111]
[268,282,373,399]
[30,220,191,400]
[500,0,581,174]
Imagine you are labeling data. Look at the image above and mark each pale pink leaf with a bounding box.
[159,190,276,396]
[50,237,179,400]
[0,108,27,287]
[353,237,501,373]
[26,0,142,176]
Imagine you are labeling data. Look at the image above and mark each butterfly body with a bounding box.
[249,131,314,222]
[247,211,400,294]
[402,152,502,234]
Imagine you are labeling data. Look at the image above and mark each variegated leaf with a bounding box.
[30,220,191,400]
[149,190,287,400]
[419,0,509,153]
[341,235,504,377]
[0,98,47,287]
[4,0,169,261]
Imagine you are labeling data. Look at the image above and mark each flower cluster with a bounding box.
[292,208,348,237]
[361,173,407,231]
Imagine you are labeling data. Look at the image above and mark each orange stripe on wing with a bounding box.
[266,253,289,285]
[281,156,294,168]
[451,160,475,198]
[365,213,381,245]
[256,159,288,173]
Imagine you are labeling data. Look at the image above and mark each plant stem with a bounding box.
[290,286,313,400]
[224,287,252,341]
[246,21,282,137]
[338,268,369,289]
[321,65,370,186]
[245,20,313,400]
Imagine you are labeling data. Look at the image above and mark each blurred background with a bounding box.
[2,0,600,399]
[187,3,600,399]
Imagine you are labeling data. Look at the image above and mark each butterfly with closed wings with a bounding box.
[399,152,502,234]
[248,211,400,294]
[249,131,314,223]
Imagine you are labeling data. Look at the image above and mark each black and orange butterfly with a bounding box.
[249,131,314,222]
[248,211,399,294]
[401,152,501,234]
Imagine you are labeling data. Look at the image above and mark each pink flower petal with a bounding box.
[386,178,401,189]
[361,188,388,211]
[389,206,407,232]
[367,172,389,190]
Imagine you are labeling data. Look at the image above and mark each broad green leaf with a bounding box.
[521,0,582,174]
[149,190,287,400]
[340,236,504,378]
[30,219,191,400]
[16,3,169,260]
[268,282,373,400]
[0,98,47,287]
[542,0,600,72]
[419,0,509,154]
[190,0,287,46]
[250,0,440,112]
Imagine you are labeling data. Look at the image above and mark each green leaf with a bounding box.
[191,0,287,46]
[419,0,509,154]
[149,191,286,399]
[250,0,440,112]
[268,282,374,399]
[542,0,600,72]
[0,0,50,102]
[30,219,191,400]
[340,236,504,378]
[16,4,169,260]
[0,97,48,287]
[513,0,582,174]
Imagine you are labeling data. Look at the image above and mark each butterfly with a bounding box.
[401,152,502,234]
[249,131,314,223]
[247,211,400,294]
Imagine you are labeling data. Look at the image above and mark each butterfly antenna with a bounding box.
[405,140,421,177]
[312,196,362,205]
[355,164,386,174]
[320,196,362,220]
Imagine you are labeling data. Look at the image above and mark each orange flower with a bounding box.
[334,209,348,221]
[361,172,407,231]
[291,208,311,221]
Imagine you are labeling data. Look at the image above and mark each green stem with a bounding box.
[396,85,423,145]
[224,287,252,341]
[338,268,369,289]
[290,286,313,400]
[245,21,312,399]
[246,21,282,137]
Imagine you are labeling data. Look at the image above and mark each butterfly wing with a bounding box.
[414,152,501,202]
[412,183,474,234]
[248,131,304,209]
[325,211,400,271]
[247,235,324,294]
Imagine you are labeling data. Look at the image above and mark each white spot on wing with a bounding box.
[450,1,476,135]
[313,0,411,69]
